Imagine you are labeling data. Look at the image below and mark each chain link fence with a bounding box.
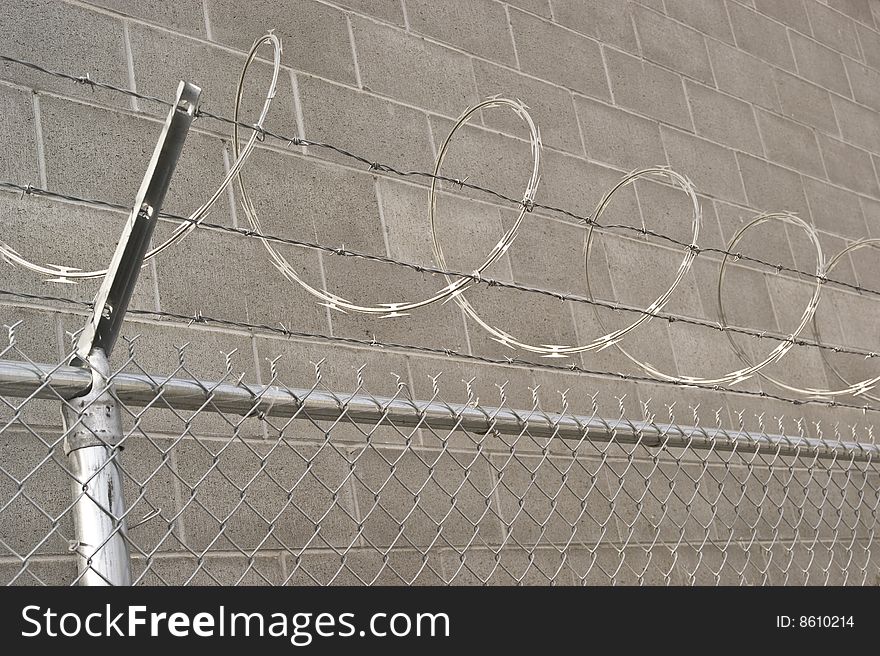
[1,319,877,586]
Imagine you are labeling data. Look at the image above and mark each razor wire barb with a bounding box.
[2,51,875,298]
[1,37,879,398]
[3,286,880,419]
[3,179,878,365]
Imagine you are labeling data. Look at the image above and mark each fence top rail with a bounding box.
[1,358,877,462]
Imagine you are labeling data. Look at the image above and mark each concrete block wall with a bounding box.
[1,0,879,584]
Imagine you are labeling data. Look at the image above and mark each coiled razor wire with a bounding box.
[0,33,283,282]
[0,32,878,400]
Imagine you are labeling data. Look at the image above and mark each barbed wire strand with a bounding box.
[2,179,878,364]
[1,286,878,417]
[1,52,877,299]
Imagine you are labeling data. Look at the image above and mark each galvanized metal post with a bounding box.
[62,80,200,585]
[61,348,131,585]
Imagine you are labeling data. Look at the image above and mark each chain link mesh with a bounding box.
[1,320,877,586]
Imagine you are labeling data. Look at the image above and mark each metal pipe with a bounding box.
[60,349,131,586]
[3,358,877,463]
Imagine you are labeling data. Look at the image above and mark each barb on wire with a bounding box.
[1,44,879,399]
[1,180,878,362]
[1,286,879,417]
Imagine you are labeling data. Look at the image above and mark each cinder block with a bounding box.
[286,549,444,585]
[441,547,574,584]
[206,0,356,85]
[755,109,824,178]
[847,240,880,292]
[407,356,537,410]
[87,0,207,36]
[788,31,852,98]
[569,545,680,585]
[38,96,233,224]
[699,257,779,335]
[661,127,747,204]
[572,306,682,383]
[404,0,516,66]
[0,557,76,585]
[508,9,610,100]
[427,114,540,204]
[727,2,796,71]
[803,177,869,238]
[764,272,822,333]
[603,234,704,318]
[634,0,665,11]
[574,96,666,171]
[0,86,38,186]
[745,330,830,394]
[330,0,406,25]
[856,22,880,70]
[631,5,713,84]
[752,0,811,33]
[530,370,641,427]
[128,23,296,137]
[631,381,735,430]
[831,95,880,154]
[152,223,330,333]
[133,553,284,585]
[120,436,185,555]
[507,215,588,294]
[860,195,880,237]
[706,39,781,112]
[550,0,639,54]
[843,57,880,111]
[114,319,258,381]
[58,315,264,439]
[666,320,766,390]
[762,541,852,585]
[695,195,726,252]
[494,452,613,546]
[376,178,513,277]
[539,148,643,227]
[817,133,879,196]
[828,0,876,25]
[684,80,763,157]
[0,427,74,556]
[634,175,722,251]
[506,0,552,18]
[176,436,360,551]
[675,541,766,585]
[0,0,129,108]
[232,147,383,256]
[351,17,477,117]
[255,337,410,398]
[825,287,880,352]
[0,306,65,429]
[774,70,840,137]
[737,152,811,218]
[0,194,156,309]
[714,200,799,273]
[472,60,583,155]
[297,74,434,173]
[352,445,503,548]
[324,259,471,353]
[805,0,862,58]
[604,49,692,131]
[462,282,580,364]
[665,0,734,43]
